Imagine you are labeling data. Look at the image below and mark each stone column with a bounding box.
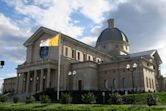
[26,72,30,93]
[40,69,43,92]
[16,73,19,93]
[33,70,37,93]
[19,73,23,93]
[46,68,51,88]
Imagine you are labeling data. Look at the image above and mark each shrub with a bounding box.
[40,95,50,103]
[0,96,8,103]
[60,93,72,104]
[108,93,123,105]
[122,95,135,104]
[13,96,19,103]
[81,92,96,104]
[146,93,159,106]
[26,95,35,104]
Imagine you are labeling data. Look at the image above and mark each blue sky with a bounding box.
[0,0,166,91]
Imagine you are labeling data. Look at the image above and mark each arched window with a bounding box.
[122,78,126,88]
[113,79,117,89]
[146,77,148,88]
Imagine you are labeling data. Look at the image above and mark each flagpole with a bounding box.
[57,33,61,101]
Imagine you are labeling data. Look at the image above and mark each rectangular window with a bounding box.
[88,56,91,61]
[65,47,68,56]
[72,49,75,58]
[77,52,80,60]
[78,80,82,90]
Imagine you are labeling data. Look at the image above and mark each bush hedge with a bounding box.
[122,95,135,104]
[81,92,96,104]
[13,96,19,103]
[146,93,159,106]
[108,93,123,105]
[0,96,8,103]
[26,96,35,104]
[40,95,50,103]
[60,93,72,104]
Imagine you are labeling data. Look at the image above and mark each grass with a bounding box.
[0,103,166,111]
[132,92,166,104]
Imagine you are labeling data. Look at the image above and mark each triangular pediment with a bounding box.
[24,26,59,47]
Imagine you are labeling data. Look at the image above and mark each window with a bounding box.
[113,79,116,89]
[72,49,75,58]
[65,47,68,56]
[78,80,82,90]
[152,79,154,89]
[104,80,109,90]
[97,59,100,63]
[146,77,148,88]
[122,78,126,88]
[88,56,91,61]
[40,47,49,59]
[77,52,80,60]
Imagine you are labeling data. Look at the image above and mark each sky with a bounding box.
[0,0,166,92]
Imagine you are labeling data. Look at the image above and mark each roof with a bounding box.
[130,49,162,64]
[130,50,157,57]
[96,28,128,44]
[23,26,112,58]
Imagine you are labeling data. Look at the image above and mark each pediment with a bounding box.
[24,26,59,47]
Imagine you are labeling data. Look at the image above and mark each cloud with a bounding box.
[1,0,166,77]
[0,13,26,64]
[80,36,97,46]
[0,13,23,37]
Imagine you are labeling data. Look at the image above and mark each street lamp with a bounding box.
[126,63,137,92]
[68,70,76,90]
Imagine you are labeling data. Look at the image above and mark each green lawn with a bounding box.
[133,92,166,104]
[0,103,166,111]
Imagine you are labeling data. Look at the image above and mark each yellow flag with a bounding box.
[40,34,60,47]
[48,34,59,46]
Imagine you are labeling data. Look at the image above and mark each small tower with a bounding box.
[96,18,129,56]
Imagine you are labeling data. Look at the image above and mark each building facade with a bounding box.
[3,19,163,96]
[3,77,17,94]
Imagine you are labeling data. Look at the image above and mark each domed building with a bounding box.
[3,18,163,102]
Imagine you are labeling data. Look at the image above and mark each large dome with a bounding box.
[96,28,128,44]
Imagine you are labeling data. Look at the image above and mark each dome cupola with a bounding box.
[96,18,129,56]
